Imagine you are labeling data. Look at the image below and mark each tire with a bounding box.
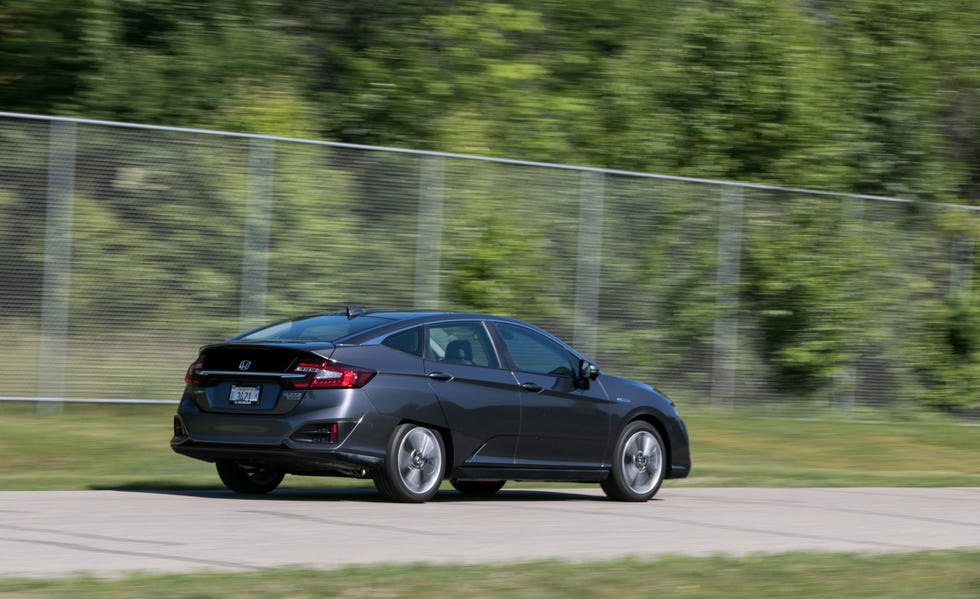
[600,421,665,502]
[215,461,285,495]
[373,424,446,503]
[451,479,505,496]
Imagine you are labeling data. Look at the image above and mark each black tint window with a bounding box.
[497,323,575,377]
[427,322,499,369]
[383,327,423,356]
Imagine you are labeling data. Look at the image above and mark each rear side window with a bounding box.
[427,322,499,369]
[383,327,423,356]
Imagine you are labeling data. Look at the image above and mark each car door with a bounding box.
[422,321,521,467]
[493,322,611,469]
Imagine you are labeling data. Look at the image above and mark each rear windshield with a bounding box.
[235,314,390,343]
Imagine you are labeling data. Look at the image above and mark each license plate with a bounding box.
[229,385,261,405]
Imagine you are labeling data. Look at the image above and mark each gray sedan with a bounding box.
[172,307,691,502]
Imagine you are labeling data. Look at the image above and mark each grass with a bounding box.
[0,552,978,598]
[677,410,980,487]
[0,403,978,491]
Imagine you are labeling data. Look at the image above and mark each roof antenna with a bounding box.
[346,305,366,320]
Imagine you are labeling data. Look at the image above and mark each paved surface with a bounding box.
[1,487,978,578]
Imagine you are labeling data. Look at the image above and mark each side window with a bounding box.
[427,322,499,369]
[382,327,423,356]
[497,323,576,377]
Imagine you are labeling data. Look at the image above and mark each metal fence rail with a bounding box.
[1,112,977,414]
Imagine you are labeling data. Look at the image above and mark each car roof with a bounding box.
[325,307,527,324]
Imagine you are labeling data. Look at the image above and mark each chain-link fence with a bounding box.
[2,112,978,415]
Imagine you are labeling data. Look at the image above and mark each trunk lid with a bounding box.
[188,342,335,414]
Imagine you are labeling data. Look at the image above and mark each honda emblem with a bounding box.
[239,360,252,371]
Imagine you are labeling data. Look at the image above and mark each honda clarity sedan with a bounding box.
[171,307,691,502]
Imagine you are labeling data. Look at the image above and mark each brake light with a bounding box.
[185,357,205,385]
[287,360,375,389]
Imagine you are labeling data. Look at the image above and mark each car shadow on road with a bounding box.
[89,483,612,503]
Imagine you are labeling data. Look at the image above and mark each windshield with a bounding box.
[235,314,390,343]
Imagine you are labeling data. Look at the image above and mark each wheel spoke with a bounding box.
[418,432,432,458]
[641,434,655,457]
[398,445,412,466]
[626,465,640,489]
[404,465,422,489]
[405,430,421,453]
[419,463,435,487]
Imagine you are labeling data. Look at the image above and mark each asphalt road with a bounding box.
[1,486,978,578]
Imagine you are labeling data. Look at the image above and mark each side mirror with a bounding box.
[577,359,600,389]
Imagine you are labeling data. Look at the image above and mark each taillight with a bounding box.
[287,360,376,390]
[185,357,205,385]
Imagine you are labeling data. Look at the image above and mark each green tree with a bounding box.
[599,0,852,186]
[73,0,306,130]
[0,0,93,113]
[819,0,958,199]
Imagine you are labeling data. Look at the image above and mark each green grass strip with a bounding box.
[1,552,979,598]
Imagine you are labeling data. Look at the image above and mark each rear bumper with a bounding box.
[171,390,393,475]
[171,439,382,475]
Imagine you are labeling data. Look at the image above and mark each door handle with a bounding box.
[427,372,454,382]
[520,382,543,393]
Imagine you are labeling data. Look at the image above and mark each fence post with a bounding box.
[950,235,974,300]
[833,196,864,414]
[711,186,742,409]
[240,138,274,330]
[415,156,444,309]
[37,120,76,412]
[575,171,604,359]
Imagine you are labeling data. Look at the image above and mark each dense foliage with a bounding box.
[1,0,977,200]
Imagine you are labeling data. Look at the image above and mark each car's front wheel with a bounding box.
[215,461,285,494]
[600,421,665,501]
[373,424,445,502]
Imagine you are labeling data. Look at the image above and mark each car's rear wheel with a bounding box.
[373,424,445,503]
[450,479,505,496]
[600,421,665,502]
[215,461,285,494]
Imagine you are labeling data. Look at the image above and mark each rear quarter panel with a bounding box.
[331,345,448,428]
